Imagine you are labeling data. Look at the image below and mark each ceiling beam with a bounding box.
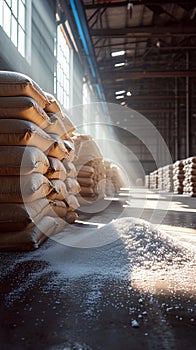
[123,95,184,100]
[101,70,196,80]
[84,1,195,9]
[90,22,196,37]
[133,109,174,113]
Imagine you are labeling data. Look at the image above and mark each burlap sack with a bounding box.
[65,178,81,195]
[49,200,67,218]
[47,179,68,200]
[0,96,51,128]
[73,134,92,155]
[65,211,78,224]
[0,173,54,203]
[65,194,80,211]
[80,186,94,195]
[75,137,102,165]
[186,169,196,175]
[46,157,67,181]
[44,113,68,139]
[0,146,49,175]
[63,160,77,178]
[0,119,54,150]
[0,216,58,251]
[0,198,51,231]
[61,113,76,135]
[47,134,68,160]
[0,71,49,108]
[77,177,94,186]
[44,93,76,134]
[77,165,94,178]
[64,139,75,162]
[44,92,64,117]
[187,157,196,164]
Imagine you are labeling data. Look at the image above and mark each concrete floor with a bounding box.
[79,188,196,251]
[0,189,195,350]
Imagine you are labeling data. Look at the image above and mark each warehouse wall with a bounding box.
[72,53,84,108]
[31,0,56,92]
[0,26,30,74]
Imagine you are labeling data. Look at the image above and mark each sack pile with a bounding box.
[147,165,173,192]
[183,157,196,197]
[43,91,80,224]
[145,175,150,189]
[0,71,78,250]
[173,160,184,194]
[104,161,115,196]
[158,167,165,190]
[149,170,158,189]
[162,164,173,192]
[104,161,123,196]
[74,134,106,203]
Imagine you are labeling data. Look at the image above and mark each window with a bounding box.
[54,24,71,109]
[83,80,91,105]
[0,0,27,57]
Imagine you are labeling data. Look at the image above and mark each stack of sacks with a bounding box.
[183,157,196,197]
[157,167,164,190]
[104,162,123,195]
[145,175,150,189]
[74,134,106,204]
[149,170,158,189]
[110,165,123,193]
[0,71,65,250]
[173,160,184,194]
[43,92,80,224]
[162,164,173,192]
[104,161,115,196]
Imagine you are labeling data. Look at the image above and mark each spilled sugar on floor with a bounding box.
[0,187,195,350]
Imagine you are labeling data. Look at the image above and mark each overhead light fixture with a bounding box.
[156,40,161,47]
[127,2,133,19]
[114,62,125,67]
[116,95,124,99]
[120,101,126,106]
[115,90,126,95]
[111,50,125,57]
[126,91,132,96]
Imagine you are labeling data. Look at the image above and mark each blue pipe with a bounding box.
[69,0,105,102]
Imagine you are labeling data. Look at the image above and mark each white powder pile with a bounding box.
[1,217,195,349]
[30,217,196,294]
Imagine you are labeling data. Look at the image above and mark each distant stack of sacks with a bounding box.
[74,134,106,204]
[110,165,123,193]
[149,170,158,189]
[105,161,115,196]
[104,161,123,195]
[0,71,79,250]
[157,167,164,190]
[145,175,150,189]
[162,164,173,192]
[148,166,174,192]
[183,157,196,197]
[173,160,184,194]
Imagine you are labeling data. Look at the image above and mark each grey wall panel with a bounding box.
[0,27,31,74]
[72,53,84,107]
[31,0,56,92]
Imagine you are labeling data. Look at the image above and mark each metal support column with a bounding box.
[186,51,191,158]
[174,77,179,160]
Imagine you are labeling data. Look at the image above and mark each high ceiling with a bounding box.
[83,0,196,104]
[81,0,196,159]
